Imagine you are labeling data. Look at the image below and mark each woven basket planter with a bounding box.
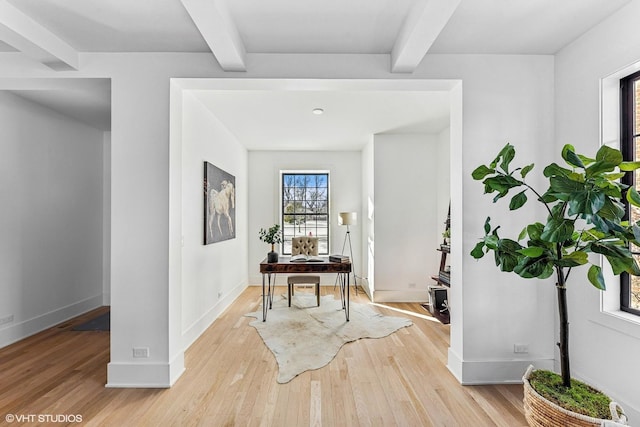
[522,365,627,427]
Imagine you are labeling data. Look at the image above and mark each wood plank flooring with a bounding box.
[0,287,527,426]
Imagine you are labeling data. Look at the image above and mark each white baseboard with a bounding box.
[182,282,247,350]
[0,294,104,349]
[447,348,554,384]
[373,289,429,302]
[106,352,185,388]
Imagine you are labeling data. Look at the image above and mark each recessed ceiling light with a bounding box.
[312,108,324,115]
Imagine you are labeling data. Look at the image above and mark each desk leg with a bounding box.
[338,273,345,309]
[269,273,275,309]
[345,272,350,322]
[261,273,276,321]
[262,273,267,321]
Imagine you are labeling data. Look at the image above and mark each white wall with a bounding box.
[436,127,451,234]
[362,138,375,297]
[416,55,557,384]
[248,150,362,285]
[0,52,558,389]
[372,133,441,301]
[555,0,640,419]
[0,91,105,347]
[103,131,111,305]
[180,92,248,349]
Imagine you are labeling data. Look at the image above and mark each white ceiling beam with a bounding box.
[181,0,246,72]
[391,0,461,73]
[0,0,78,71]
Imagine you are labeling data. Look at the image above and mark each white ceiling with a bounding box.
[191,90,450,151]
[0,0,632,146]
[2,0,629,56]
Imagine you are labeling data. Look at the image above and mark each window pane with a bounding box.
[281,172,329,254]
[635,80,640,136]
[632,255,640,310]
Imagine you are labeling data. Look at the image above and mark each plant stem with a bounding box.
[556,267,571,387]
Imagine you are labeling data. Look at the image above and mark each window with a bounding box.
[621,70,640,316]
[281,172,329,255]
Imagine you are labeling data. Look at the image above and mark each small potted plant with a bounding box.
[259,224,283,263]
[442,228,451,245]
[471,143,634,425]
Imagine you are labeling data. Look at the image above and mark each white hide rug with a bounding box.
[245,293,412,384]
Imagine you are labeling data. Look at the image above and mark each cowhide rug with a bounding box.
[245,293,412,383]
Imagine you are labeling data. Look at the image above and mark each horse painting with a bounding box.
[204,162,236,244]
[208,180,235,238]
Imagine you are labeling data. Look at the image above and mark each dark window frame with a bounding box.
[280,172,330,255]
[620,69,640,316]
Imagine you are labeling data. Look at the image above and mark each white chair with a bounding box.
[288,236,321,307]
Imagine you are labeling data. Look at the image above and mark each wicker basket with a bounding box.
[522,365,627,427]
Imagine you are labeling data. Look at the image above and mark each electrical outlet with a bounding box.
[408,283,416,288]
[514,344,529,354]
[0,315,14,326]
[133,347,149,358]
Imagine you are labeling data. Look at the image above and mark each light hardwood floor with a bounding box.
[0,287,527,426]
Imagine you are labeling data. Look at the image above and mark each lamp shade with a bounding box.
[338,212,357,226]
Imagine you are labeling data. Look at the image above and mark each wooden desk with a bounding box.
[259,257,352,322]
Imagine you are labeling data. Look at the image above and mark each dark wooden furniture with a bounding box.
[259,257,352,322]
[428,205,450,323]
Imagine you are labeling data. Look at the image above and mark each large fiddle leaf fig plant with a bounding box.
[471,143,640,387]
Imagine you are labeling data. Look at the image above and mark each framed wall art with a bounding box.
[203,161,236,244]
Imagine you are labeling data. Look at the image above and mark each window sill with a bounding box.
[590,309,640,340]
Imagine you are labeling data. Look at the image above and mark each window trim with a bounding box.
[620,69,640,316]
[279,170,330,255]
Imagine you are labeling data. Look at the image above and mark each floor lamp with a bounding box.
[339,212,358,295]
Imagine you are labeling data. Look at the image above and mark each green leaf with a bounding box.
[633,223,640,242]
[484,217,491,234]
[527,223,545,241]
[520,163,534,179]
[586,160,616,177]
[619,161,640,171]
[514,256,554,278]
[556,251,588,267]
[588,265,606,290]
[590,242,637,275]
[483,175,523,200]
[567,189,605,216]
[627,187,640,208]
[509,190,528,210]
[472,165,495,180]
[577,154,596,165]
[597,198,625,221]
[494,239,523,272]
[595,145,623,166]
[603,172,626,181]
[470,242,486,259]
[562,145,585,168]
[540,218,574,242]
[518,246,545,257]
[543,163,572,178]
[549,175,585,195]
[518,226,528,241]
[498,144,516,173]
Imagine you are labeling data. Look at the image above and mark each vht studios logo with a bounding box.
[5,413,83,423]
